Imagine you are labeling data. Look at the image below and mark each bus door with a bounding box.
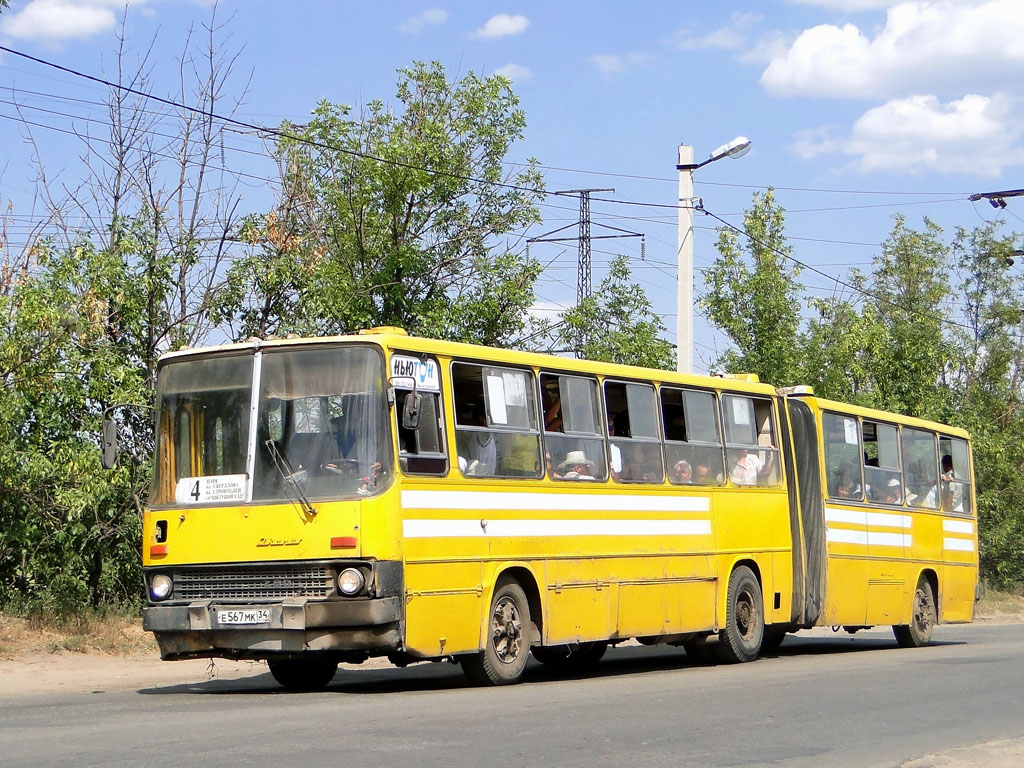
[786,399,824,626]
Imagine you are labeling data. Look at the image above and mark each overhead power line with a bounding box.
[0,44,551,201]
[0,43,980,221]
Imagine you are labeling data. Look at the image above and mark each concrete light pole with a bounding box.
[676,136,751,374]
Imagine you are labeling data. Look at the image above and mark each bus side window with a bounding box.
[661,386,725,485]
[452,362,542,479]
[902,427,939,509]
[863,421,902,504]
[722,395,779,486]
[605,381,664,483]
[939,435,972,515]
[823,412,864,501]
[541,373,607,481]
[396,389,448,475]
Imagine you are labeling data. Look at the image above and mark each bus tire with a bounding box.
[461,579,531,686]
[894,576,936,648]
[267,658,338,691]
[532,641,608,668]
[715,565,764,663]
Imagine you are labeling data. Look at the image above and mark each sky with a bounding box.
[0,0,1021,372]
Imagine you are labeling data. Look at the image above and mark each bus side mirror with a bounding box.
[102,416,118,469]
[402,392,421,431]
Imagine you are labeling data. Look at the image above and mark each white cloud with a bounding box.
[589,53,649,75]
[399,8,448,34]
[762,1,1024,99]
[673,12,761,52]
[494,63,532,82]
[0,0,149,43]
[792,93,1024,177]
[472,13,530,39]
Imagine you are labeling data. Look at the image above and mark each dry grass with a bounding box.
[977,586,1024,618]
[0,612,156,661]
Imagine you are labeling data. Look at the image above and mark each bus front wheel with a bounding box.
[462,579,531,686]
[894,576,936,648]
[715,566,764,663]
[267,658,338,691]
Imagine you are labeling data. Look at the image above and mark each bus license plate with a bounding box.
[217,608,271,625]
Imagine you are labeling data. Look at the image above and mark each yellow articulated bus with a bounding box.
[138,328,977,690]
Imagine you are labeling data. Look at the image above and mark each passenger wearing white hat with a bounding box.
[558,450,596,481]
[882,477,902,504]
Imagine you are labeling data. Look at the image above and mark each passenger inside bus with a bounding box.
[730,449,773,486]
[881,478,902,504]
[461,404,496,476]
[558,450,596,480]
[941,454,964,511]
[670,459,692,484]
[608,421,622,479]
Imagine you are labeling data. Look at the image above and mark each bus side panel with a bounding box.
[865,516,908,626]
[614,555,717,639]
[822,517,869,626]
[402,559,484,657]
[711,490,789,627]
[939,513,979,622]
[941,563,977,622]
[543,558,618,643]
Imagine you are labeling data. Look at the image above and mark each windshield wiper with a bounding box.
[264,439,317,517]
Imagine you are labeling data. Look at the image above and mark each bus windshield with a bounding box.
[151,344,391,506]
[254,345,391,501]
[152,353,253,505]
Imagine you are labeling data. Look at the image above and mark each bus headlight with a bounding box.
[338,568,365,596]
[150,574,173,601]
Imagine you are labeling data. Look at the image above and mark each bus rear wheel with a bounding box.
[894,576,936,648]
[532,641,608,668]
[267,658,338,691]
[462,579,531,686]
[715,566,764,664]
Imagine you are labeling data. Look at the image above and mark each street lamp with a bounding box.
[676,136,751,374]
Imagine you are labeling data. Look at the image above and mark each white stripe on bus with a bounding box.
[401,489,711,513]
[943,520,974,534]
[943,538,975,552]
[826,528,911,547]
[824,507,911,528]
[402,518,712,539]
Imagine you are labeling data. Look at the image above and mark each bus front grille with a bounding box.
[174,565,333,600]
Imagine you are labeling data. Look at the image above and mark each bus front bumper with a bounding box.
[143,597,403,661]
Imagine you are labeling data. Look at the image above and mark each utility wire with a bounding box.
[0,44,979,219]
[0,44,550,200]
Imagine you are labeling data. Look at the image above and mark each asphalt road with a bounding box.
[2,623,1023,768]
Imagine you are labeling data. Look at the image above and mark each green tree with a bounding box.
[701,189,804,386]
[0,13,249,613]
[945,222,1024,585]
[219,61,546,346]
[854,216,952,419]
[0,239,150,612]
[556,255,674,368]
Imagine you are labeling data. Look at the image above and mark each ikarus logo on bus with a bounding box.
[391,355,440,392]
